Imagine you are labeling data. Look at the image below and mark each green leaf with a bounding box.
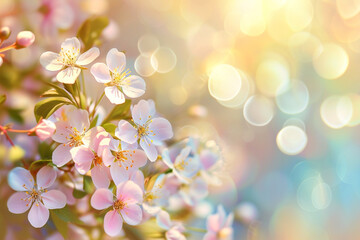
[73,188,87,199]
[38,142,53,159]
[34,97,71,122]
[77,16,109,51]
[43,82,75,103]
[0,94,6,105]
[101,99,132,124]
[102,122,117,136]
[51,211,68,239]
[8,108,24,123]
[83,175,95,194]
[29,159,52,173]
[90,114,99,128]
[52,205,83,225]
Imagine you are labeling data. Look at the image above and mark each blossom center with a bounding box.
[107,68,131,86]
[22,185,47,207]
[115,151,135,170]
[66,127,85,147]
[93,154,103,166]
[60,48,79,66]
[113,199,125,211]
[138,126,147,137]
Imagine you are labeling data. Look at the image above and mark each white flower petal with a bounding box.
[56,67,81,84]
[105,86,125,104]
[76,47,100,66]
[61,37,80,56]
[90,63,111,83]
[40,52,63,71]
[122,75,146,98]
[106,48,126,73]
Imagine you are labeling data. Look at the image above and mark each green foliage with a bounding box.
[51,212,68,239]
[77,16,109,51]
[73,188,87,199]
[101,99,132,124]
[0,94,6,105]
[29,159,53,174]
[90,114,99,128]
[83,175,95,194]
[102,122,117,136]
[51,206,84,238]
[34,97,71,122]
[8,108,24,123]
[38,142,53,159]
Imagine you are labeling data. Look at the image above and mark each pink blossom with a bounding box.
[115,99,173,161]
[156,210,186,240]
[70,127,112,188]
[34,119,56,141]
[7,166,66,228]
[102,138,148,185]
[204,205,234,240]
[51,107,90,167]
[90,48,146,104]
[15,31,35,48]
[90,181,143,236]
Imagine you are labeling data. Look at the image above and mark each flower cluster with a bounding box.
[3,36,233,239]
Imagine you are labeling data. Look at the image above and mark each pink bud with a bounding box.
[35,119,56,141]
[15,31,35,48]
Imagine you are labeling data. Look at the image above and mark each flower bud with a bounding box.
[0,27,11,41]
[15,31,35,49]
[33,119,56,141]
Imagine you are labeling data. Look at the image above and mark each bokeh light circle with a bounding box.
[311,182,332,210]
[276,125,307,155]
[313,43,349,80]
[243,95,274,126]
[276,80,309,114]
[208,64,242,101]
[138,35,160,56]
[256,60,290,97]
[320,95,353,129]
[151,47,177,73]
[134,54,157,77]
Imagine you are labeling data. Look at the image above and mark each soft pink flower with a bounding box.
[40,37,99,84]
[34,119,56,141]
[15,31,35,48]
[51,108,90,167]
[90,181,143,236]
[115,99,173,161]
[102,138,147,185]
[7,166,66,228]
[70,127,112,188]
[156,210,186,240]
[90,48,146,104]
[204,205,234,240]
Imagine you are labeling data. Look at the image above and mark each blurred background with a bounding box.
[2,0,360,239]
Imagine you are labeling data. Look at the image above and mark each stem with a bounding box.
[0,125,14,146]
[0,43,15,53]
[76,80,83,109]
[187,227,207,233]
[81,70,87,102]
[7,128,30,133]
[90,91,105,119]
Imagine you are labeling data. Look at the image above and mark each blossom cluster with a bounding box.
[2,35,234,239]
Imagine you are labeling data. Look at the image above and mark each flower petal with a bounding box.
[52,121,72,143]
[129,170,145,191]
[122,75,146,98]
[105,86,125,104]
[148,117,173,143]
[36,166,57,189]
[104,210,123,237]
[91,165,110,189]
[42,190,66,209]
[110,163,129,185]
[28,203,49,228]
[56,67,81,84]
[106,48,126,73]
[67,108,90,133]
[52,144,72,167]
[131,99,150,125]
[76,47,100,66]
[71,146,94,174]
[40,51,63,71]
[156,210,172,230]
[61,37,80,55]
[90,62,111,83]
[8,167,34,191]
[116,180,143,204]
[91,188,114,210]
[140,136,158,162]
[121,203,142,225]
[115,120,138,144]
[7,192,31,214]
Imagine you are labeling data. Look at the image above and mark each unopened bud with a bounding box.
[0,27,11,41]
[31,119,56,141]
[15,31,35,49]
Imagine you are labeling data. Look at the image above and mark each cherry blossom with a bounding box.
[7,166,66,228]
[70,127,112,188]
[90,181,143,236]
[40,37,99,84]
[156,210,186,240]
[51,107,90,167]
[115,99,173,161]
[15,31,35,48]
[90,48,146,104]
[102,138,148,185]
[203,205,234,240]
[32,119,56,141]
